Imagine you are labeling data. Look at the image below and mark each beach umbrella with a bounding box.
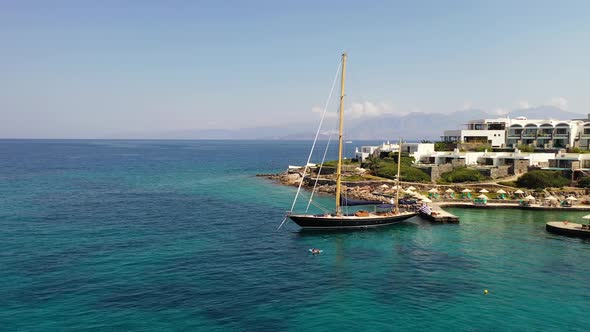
[514,189,524,194]
[445,188,455,193]
[477,194,488,200]
[391,185,402,190]
[525,195,536,200]
[380,184,389,189]
[428,188,439,193]
[421,198,432,203]
[479,189,489,193]
[407,186,416,191]
[403,189,414,194]
[545,195,557,200]
[566,196,578,201]
[461,188,471,193]
[496,189,507,194]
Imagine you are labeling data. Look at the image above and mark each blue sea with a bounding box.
[1,140,590,331]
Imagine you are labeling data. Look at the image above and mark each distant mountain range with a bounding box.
[117,106,588,140]
[344,106,588,141]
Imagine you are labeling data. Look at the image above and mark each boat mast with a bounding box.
[335,52,347,215]
[394,138,402,214]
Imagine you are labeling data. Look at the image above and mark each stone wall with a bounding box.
[509,160,529,175]
[491,165,510,179]
[475,166,509,179]
[451,159,466,168]
[414,164,453,183]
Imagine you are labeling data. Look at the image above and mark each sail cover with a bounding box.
[340,197,383,206]
[377,204,394,209]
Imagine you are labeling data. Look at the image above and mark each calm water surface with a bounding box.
[1,140,589,331]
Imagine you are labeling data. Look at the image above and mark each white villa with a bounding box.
[476,151,555,167]
[413,148,555,168]
[442,116,589,149]
[548,152,590,170]
[355,142,435,162]
[442,118,507,147]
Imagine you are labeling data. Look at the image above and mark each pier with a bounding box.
[417,201,590,224]
[418,203,460,223]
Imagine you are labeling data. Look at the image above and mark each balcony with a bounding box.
[522,130,537,138]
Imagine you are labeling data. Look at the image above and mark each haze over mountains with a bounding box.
[119,106,588,140]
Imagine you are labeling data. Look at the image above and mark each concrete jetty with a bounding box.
[546,221,590,238]
[438,200,590,211]
[418,203,460,223]
[418,200,590,225]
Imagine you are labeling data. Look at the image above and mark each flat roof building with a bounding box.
[442,116,586,149]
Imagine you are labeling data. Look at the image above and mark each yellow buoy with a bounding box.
[484,289,489,295]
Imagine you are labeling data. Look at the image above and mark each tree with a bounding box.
[578,176,590,188]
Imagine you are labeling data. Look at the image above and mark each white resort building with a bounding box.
[442,116,588,149]
[355,142,435,162]
[442,118,507,147]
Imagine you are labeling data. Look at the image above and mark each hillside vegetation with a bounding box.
[439,167,484,183]
[363,156,431,182]
[516,170,569,189]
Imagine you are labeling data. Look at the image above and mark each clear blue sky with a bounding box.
[1,0,589,138]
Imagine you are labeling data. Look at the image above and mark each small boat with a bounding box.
[309,248,323,255]
[280,53,417,230]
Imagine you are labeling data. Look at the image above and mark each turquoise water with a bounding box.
[1,140,590,331]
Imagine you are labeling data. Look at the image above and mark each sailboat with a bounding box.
[285,53,417,230]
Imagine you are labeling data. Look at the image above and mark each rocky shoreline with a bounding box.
[257,171,389,202]
[258,169,590,204]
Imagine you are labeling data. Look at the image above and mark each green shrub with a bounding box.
[517,144,534,152]
[434,142,454,151]
[373,161,431,182]
[473,144,493,152]
[385,153,414,166]
[516,170,569,189]
[439,167,484,183]
[578,176,590,188]
[402,166,432,182]
[569,147,590,154]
